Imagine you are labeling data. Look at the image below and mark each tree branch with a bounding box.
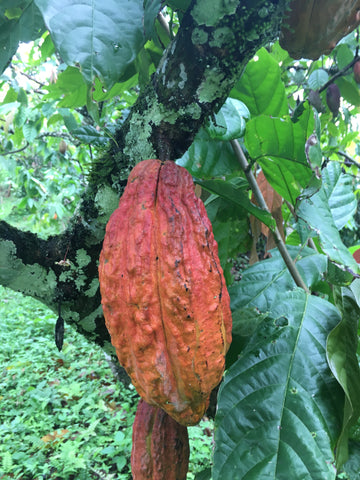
[0,0,290,349]
[230,139,310,293]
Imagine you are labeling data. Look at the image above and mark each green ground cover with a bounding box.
[0,286,213,479]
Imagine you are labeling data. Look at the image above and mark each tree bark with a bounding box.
[0,0,288,352]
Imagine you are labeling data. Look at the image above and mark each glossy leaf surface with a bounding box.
[214,290,343,480]
[35,0,159,87]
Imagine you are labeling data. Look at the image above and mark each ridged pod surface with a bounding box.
[280,0,360,59]
[131,399,189,480]
[99,159,232,425]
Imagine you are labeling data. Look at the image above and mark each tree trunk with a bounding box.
[0,0,288,354]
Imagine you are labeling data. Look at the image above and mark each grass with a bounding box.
[0,286,213,479]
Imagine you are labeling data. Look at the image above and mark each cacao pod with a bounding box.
[99,159,232,426]
[131,399,190,480]
[326,83,341,117]
[354,60,360,83]
[280,0,360,59]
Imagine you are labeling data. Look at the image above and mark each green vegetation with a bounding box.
[0,286,213,479]
[1,2,360,478]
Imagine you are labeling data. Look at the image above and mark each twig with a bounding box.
[319,55,360,93]
[1,142,29,156]
[337,150,360,169]
[11,65,47,88]
[230,139,310,293]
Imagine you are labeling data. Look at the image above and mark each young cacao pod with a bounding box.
[280,0,360,59]
[131,399,190,480]
[326,83,341,117]
[99,159,232,426]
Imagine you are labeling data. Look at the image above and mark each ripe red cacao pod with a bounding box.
[326,83,341,117]
[280,0,360,59]
[131,399,190,480]
[99,159,232,426]
[354,61,360,83]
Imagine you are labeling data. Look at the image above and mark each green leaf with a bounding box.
[308,69,329,90]
[198,178,275,229]
[336,77,360,107]
[228,246,327,312]
[44,67,87,108]
[296,186,359,272]
[23,121,38,143]
[245,113,314,204]
[231,47,288,117]
[213,290,343,480]
[60,110,79,133]
[0,101,20,115]
[35,0,155,87]
[195,468,212,480]
[177,129,242,178]
[322,161,357,230]
[206,98,250,141]
[0,0,46,75]
[343,441,360,480]
[205,195,250,282]
[72,126,108,146]
[143,0,162,39]
[328,283,360,468]
[335,44,354,70]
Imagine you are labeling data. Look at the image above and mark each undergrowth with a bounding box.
[0,286,213,479]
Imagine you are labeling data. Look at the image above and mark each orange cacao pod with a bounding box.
[131,399,190,480]
[280,0,360,59]
[99,159,232,425]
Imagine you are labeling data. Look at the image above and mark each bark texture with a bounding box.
[0,0,288,353]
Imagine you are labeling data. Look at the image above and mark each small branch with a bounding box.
[1,142,29,156]
[230,139,310,293]
[37,131,81,147]
[319,55,360,93]
[11,65,47,88]
[337,150,360,169]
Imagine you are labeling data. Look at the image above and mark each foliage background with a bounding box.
[1,1,360,479]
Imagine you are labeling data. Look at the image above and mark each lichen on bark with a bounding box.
[0,0,289,354]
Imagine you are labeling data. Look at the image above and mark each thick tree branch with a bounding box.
[0,0,289,351]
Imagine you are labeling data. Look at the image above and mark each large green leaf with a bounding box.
[0,0,46,74]
[44,67,87,108]
[229,246,327,313]
[34,0,160,87]
[296,186,359,272]
[336,76,360,107]
[322,161,357,230]
[198,178,276,230]
[343,441,360,480]
[328,283,360,468]
[213,290,344,480]
[231,47,288,117]
[205,195,251,283]
[205,98,250,141]
[245,111,314,204]
[177,129,242,178]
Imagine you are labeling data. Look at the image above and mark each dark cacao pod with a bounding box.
[280,0,360,59]
[131,399,190,480]
[354,61,360,83]
[326,83,341,117]
[99,159,232,426]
